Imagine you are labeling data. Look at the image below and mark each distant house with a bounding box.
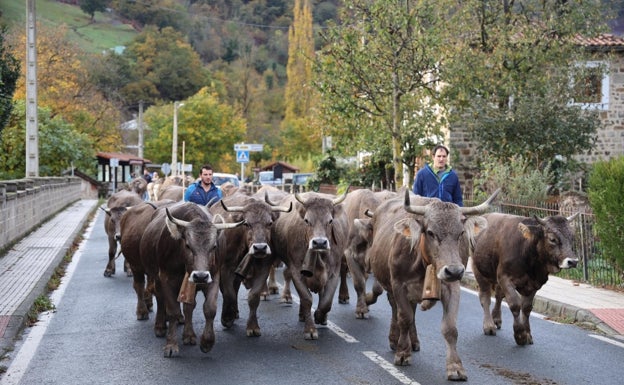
[260,161,300,180]
[95,152,151,193]
[449,33,624,190]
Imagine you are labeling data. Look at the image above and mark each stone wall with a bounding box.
[0,177,82,251]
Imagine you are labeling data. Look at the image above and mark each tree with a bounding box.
[0,101,95,179]
[281,0,321,160]
[440,0,609,172]
[143,87,247,173]
[79,0,109,21]
[314,0,448,187]
[0,26,20,138]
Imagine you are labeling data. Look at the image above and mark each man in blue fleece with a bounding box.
[412,144,463,206]
[184,164,223,206]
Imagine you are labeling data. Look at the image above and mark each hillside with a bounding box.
[1,0,138,54]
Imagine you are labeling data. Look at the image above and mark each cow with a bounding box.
[365,189,497,380]
[101,190,143,277]
[139,202,243,357]
[157,185,184,201]
[271,190,349,340]
[119,200,177,320]
[209,191,291,337]
[471,212,579,346]
[343,188,397,315]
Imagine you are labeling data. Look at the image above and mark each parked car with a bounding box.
[258,171,283,186]
[213,172,240,187]
[291,173,314,186]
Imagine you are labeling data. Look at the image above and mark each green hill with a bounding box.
[1,0,137,54]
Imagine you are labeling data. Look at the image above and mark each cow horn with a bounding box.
[214,220,246,230]
[364,209,374,218]
[264,191,280,206]
[100,206,111,215]
[220,199,245,213]
[404,189,427,215]
[271,201,293,213]
[166,207,190,228]
[459,188,501,216]
[295,192,307,205]
[566,212,580,222]
[332,185,350,205]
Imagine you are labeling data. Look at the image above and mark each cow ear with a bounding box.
[166,216,183,240]
[518,223,535,241]
[464,216,488,251]
[393,218,421,239]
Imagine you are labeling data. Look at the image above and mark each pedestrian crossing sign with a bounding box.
[236,150,249,163]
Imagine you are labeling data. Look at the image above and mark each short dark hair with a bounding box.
[432,144,449,155]
[201,164,214,172]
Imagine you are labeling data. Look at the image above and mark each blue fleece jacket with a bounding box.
[412,164,463,206]
[184,181,222,206]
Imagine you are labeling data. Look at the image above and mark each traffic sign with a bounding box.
[237,150,249,163]
[234,143,263,152]
[161,163,171,176]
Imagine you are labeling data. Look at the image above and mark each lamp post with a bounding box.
[171,101,184,176]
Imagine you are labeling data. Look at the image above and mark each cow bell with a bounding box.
[300,251,317,278]
[177,272,197,305]
[422,264,441,301]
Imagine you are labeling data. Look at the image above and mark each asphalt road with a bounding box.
[3,210,624,385]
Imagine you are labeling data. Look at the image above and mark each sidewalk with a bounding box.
[0,198,623,360]
[0,199,98,355]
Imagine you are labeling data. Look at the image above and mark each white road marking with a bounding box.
[362,351,422,385]
[2,213,97,385]
[589,334,624,349]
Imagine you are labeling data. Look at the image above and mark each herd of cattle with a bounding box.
[101,176,579,381]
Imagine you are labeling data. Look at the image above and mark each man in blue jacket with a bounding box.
[412,144,463,206]
[184,164,223,206]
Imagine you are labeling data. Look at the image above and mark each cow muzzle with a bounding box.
[250,242,271,256]
[309,237,330,251]
[189,270,212,284]
[560,258,578,269]
[437,264,465,282]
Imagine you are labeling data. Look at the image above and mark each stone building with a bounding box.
[448,34,624,192]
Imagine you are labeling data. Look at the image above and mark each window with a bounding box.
[571,61,609,110]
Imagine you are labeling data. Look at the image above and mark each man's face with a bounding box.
[432,149,448,170]
[200,169,214,185]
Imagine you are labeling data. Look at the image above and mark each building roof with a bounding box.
[260,161,300,173]
[96,152,151,165]
[576,33,624,51]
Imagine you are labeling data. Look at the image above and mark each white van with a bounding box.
[258,171,282,186]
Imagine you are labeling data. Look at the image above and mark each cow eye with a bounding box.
[426,229,436,239]
[304,218,311,226]
[328,218,333,226]
[548,234,559,245]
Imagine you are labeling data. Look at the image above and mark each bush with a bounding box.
[588,157,624,272]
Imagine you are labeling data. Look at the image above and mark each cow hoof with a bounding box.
[268,286,279,295]
[447,369,468,381]
[183,332,197,346]
[246,328,261,337]
[154,326,166,338]
[304,330,318,340]
[136,312,149,321]
[103,270,113,277]
[314,310,328,325]
[355,312,369,319]
[279,296,292,304]
[163,344,179,358]
[393,354,411,366]
[483,325,497,336]
[200,336,215,353]
[260,293,269,301]
[339,296,349,304]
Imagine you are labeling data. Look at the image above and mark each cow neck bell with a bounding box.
[422,264,441,301]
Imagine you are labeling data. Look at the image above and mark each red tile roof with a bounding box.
[575,33,624,49]
[96,152,151,164]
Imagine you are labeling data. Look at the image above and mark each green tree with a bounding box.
[314,0,447,187]
[0,26,21,138]
[440,0,609,171]
[0,101,95,179]
[144,87,247,173]
[79,0,109,21]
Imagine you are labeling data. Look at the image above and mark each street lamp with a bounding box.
[171,101,184,176]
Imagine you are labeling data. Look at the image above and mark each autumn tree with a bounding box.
[0,26,20,138]
[281,0,321,160]
[79,0,109,21]
[315,0,448,187]
[440,0,609,172]
[143,87,247,173]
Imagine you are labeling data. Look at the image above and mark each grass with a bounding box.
[1,0,137,54]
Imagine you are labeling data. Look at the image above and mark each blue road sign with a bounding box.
[237,150,249,163]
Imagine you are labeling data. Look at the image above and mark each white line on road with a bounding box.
[589,334,624,349]
[362,351,422,385]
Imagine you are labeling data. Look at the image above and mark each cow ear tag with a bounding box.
[422,264,441,301]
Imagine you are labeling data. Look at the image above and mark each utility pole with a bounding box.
[138,100,144,159]
[25,0,39,177]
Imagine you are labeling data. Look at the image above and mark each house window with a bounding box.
[571,61,609,110]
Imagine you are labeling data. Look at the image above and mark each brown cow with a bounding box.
[209,191,291,337]
[271,190,349,340]
[365,190,497,380]
[471,212,579,346]
[139,202,243,356]
[101,190,143,277]
[157,185,184,201]
[343,189,397,316]
[119,200,177,320]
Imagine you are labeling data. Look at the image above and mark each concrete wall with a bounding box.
[0,177,82,251]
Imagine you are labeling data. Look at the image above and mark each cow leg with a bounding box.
[492,285,504,329]
[290,272,317,340]
[153,276,167,338]
[499,276,531,346]
[345,247,369,318]
[366,280,384,307]
[124,258,133,277]
[391,283,419,366]
[104,237,117,277]
[161,274,183,357]
[220,264,239,328]
[314,271,340,326]
[182,300,198,346]
[386,292,399,351]
[338,256,350,304]
[520,293,535,345]
[280,266,293,304]
[132,272,149,320]
[441,282,467,381]
[199,279,220,353]
[246,259,273,337]
[474,272,497,336]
